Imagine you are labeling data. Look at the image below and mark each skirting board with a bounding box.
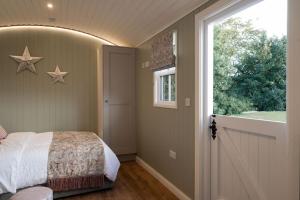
[136,156,191,200]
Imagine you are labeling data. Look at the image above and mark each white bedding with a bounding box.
[0,132,120,194]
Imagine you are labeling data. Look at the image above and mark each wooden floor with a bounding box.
[62,161,178,200]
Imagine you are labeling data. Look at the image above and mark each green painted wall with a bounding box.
[135,1,218,198]
[0,29,103,133]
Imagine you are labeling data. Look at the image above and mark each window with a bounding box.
[153,31,177,108]
[209,0,287,122]
[154,67,176,108]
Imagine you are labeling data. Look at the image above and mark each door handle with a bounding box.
[209,115,217,140]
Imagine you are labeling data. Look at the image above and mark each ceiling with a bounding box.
[0,0,208,46]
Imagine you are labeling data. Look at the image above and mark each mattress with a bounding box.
[0,132,120,196]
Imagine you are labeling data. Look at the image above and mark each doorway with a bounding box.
[195,0,288,199]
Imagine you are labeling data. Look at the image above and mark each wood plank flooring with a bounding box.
[62,161,179,200]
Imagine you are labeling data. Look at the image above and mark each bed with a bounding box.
[0,131,120,199]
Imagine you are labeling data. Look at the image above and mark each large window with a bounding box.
[210,0,287,122]
[153,31,177,108]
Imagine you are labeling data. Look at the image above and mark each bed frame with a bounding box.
[0,178,114,200]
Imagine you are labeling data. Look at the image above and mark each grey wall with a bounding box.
[0,28,103,133]
[135,0,217,198]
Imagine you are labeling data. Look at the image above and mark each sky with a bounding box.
[230,0,287,37]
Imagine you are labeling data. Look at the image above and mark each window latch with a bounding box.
[209,115,217,140]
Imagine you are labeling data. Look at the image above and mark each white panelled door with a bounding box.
[210,115,288,200]
[195,0,289,199]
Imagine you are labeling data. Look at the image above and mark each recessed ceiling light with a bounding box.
[47,3,53,9]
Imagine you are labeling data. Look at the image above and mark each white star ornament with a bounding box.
[47,66,68,83]
[10,46,43,73]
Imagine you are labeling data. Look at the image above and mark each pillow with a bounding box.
[0,126,8,140]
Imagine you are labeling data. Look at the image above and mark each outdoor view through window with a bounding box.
[213,0,287,122]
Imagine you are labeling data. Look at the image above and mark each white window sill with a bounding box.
[153,102,177,109]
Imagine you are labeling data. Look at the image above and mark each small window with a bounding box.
[153,31,177,108]
[154,67,177,108]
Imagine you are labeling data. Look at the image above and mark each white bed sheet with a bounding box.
[0,132,120,194]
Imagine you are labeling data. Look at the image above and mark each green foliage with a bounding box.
[171,74,176,101]
[232,36,287,111]
[214,92,253,116]
[213,18,286,115]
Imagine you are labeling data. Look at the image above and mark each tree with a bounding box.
[213,18,261,115]
[231,35,287,111]
[213,18,286,115]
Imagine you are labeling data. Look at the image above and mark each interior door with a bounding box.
[103,45,136,155]
[210,115,288,200]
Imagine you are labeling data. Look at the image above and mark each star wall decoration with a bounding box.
[47,65,68,83]
[10,46,43,73]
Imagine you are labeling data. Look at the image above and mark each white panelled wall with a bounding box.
[0,0,208,46]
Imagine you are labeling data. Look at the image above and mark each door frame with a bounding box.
[194,1,247,198]
[194,0,297,199]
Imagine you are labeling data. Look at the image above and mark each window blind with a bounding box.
[150,31,176,71]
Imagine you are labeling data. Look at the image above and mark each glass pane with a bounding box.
[160,76,163,101]
[162,75,169,101]
[212,0,287,122]
[171,74,176,101]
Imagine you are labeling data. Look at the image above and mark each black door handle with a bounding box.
[209,115,217,140]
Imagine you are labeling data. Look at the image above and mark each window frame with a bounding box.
[153,31,178,109]
[153,67,177,108]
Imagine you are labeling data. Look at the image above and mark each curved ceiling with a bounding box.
[0,0,207,47]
